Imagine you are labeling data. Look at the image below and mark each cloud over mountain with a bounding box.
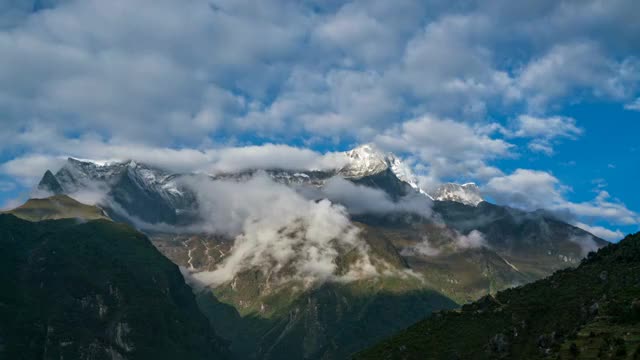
[0,0,638,238]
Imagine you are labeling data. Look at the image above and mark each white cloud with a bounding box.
[508,115,583,155]
[0,155,67,181]
[0,141,349,184]
[513,115,582,139]
[484,169,565,211]
[208,144,348,173]
[484,169,639,234]
[0,0,638,152]
[516,42,640,110]
[573,222,624,242]
[320,176,433,217]
[374,115,513,184]
[401,229,487,258]
[183,173,376,286]
[455,229,488,249]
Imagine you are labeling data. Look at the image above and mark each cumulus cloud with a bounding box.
[374,115,512,185]
[0,155,68,181]
[182,173,376,286]
[516,42,639,111]
[484,169,639,238]
[507,115,583,155]
[484,169,565,211]
[1,0,638,149]
[512,115,582,139]
[573,222,624,242]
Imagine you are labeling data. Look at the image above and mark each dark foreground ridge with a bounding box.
[0,214,230,359]
[356,232,640,359]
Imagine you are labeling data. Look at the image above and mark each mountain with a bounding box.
[4,194,108,221]
[37,146,483,217]
[340,144,422,192]
[33,147,607,359]
[0,210,229,359]
[356,232,640,360]
[38,158,197,225]
[340,145,485,205]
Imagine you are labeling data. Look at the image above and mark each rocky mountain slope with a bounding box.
[356,232,640,360]
[0,212,229,359]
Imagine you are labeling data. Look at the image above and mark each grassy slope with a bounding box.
[4,194,108,222]
[356,232,640,359]
[0,214,229,359]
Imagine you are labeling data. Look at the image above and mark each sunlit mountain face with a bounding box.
[1,1,638,359]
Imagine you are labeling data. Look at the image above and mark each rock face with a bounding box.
[356,232,640,360]
[0,213,229,360]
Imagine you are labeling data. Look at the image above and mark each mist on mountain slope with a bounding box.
[320,176,433,216]
[179,173,378,286]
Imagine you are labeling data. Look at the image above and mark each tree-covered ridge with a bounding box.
[356,232,640,359]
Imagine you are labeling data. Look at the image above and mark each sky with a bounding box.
[0,0,638,240]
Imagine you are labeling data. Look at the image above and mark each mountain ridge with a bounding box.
[39,145,486,208]
[30,150,610,360]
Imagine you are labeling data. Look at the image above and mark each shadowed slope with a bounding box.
[0,214,230,359]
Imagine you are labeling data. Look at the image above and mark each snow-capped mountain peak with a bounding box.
[432,182,483,206]
[340,144,390,178]
[339,144,432,198]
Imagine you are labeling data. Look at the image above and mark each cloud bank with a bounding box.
[182,174,376,286]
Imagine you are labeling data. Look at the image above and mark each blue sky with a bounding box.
[0,0,639,240]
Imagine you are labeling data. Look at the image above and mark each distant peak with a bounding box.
[38,169,64,194]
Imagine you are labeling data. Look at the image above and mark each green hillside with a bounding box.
[356,232,640,359]
[4,194,108,222]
